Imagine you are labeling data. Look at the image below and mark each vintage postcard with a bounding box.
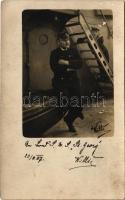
[1,0,124,199]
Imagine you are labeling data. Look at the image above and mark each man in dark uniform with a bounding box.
[91,26,109,62]
[91,27,110,81]
[50,31,84,134]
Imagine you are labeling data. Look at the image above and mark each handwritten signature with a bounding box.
[91,120,111,138]
[69,155,96,170]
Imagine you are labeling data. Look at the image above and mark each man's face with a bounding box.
[92,30,100,40]
[59,38,70,49]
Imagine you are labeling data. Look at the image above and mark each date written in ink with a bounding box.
[24,153,44,163]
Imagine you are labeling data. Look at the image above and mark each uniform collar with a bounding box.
[60,47,69,51]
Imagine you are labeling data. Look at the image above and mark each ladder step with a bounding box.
[86,60,98,66]
[77,41,88,44]
[77,37,88,44]
[89,65,100,68]
[78,43,90,49]
[65,22,80,27]
[98,82,113,88]
[69,32,85,36]
[80,50,91,53]
[84,58,97,61]
[90,68,100,73]
[80,51,95,58]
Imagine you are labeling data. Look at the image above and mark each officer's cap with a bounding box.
[91,26,100,32]
[58,31,69,40]
[97,35,104,42]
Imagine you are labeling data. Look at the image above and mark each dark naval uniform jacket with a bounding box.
[50,47,82,90]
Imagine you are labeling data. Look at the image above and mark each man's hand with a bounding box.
[58,59,69,66]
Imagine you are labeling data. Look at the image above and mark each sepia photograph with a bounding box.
[23,9,114,138]
[1,1,124,199]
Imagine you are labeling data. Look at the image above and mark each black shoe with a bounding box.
[78,112,84,120]
[64,117,76,133]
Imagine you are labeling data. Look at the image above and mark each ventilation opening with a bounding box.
[94,43,97,49]
[89,35,93,40]
[103,61,107,66]
[98,52,102,58]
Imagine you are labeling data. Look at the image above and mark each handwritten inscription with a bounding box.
[24,119,112,170]
[25,139,103,156]
[24,138,104,170]
[24,153,44,163]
